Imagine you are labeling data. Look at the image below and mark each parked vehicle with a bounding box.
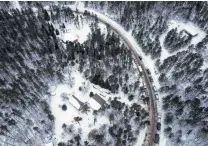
[138,55,142,60]
[146,69,151,74]
[138,66,143,74]
[155,94,159,100]
[157,122,161,131]
[153,86,157,92]
[154,133,160,144]
[149,76,153,82]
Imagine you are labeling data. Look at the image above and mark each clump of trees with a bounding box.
[164,28,192,52]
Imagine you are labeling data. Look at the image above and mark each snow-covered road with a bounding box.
[69,6,158,146]
[38,5,158,146]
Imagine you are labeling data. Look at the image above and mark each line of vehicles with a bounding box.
[74,8,159,146]
[137,57,162,145]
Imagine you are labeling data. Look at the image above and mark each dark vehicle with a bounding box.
[146,69,151,74]
[154,133,160,144]
[157,122,161,131]
[138,55,142,60]
[149,76,153,82]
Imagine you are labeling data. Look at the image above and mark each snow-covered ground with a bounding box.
[13,2,172,146]
[40,6,148,145]
[49,63,146,145]
[61,23,91,44]
[68,4,160,146]
[60,21,107,43]
[49,65,111,144]
[135,126,147,146]
[66,4,160,90]
[54,12,107,45]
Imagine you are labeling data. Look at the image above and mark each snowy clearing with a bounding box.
[49,63,146,145]
[61,23,91,44]
[49,65,111,144]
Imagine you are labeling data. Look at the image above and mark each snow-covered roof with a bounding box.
[88,98,102,110]
[88,94,106,110]
[92,94,106,105]
[68,95,81,109]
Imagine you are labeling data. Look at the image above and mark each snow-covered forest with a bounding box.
[0,1,207,146]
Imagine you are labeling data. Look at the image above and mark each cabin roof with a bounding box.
[91,94,106,105]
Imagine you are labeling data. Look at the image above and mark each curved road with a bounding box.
[2,5,157,146]
[71,8,158,146]
[56,6,158,146]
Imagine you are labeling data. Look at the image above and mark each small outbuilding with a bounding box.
[68,95,84,110]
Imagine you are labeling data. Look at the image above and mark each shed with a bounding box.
[68,95,84,110]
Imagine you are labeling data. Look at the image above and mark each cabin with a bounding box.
[88,94,106,110]
[67,93,107,111]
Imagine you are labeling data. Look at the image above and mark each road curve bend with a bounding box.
[71,7,158,146]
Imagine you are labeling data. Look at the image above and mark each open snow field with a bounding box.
[61,23,91,44]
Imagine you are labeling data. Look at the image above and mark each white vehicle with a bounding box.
[138,66,143,73]
[153,86,157,92]
[155,94,159,100]
[157,115,161,119]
